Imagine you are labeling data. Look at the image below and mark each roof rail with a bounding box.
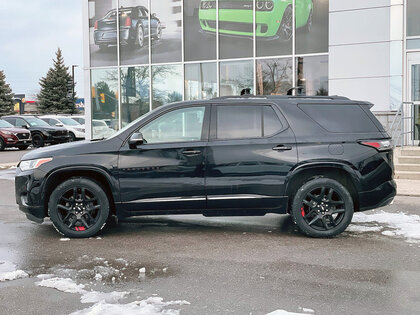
[211,95,350,101]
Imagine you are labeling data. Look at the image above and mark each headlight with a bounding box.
[256,1,274,11]
[19,158,53,171]
[2,130,15,135]
[75,128,85,133]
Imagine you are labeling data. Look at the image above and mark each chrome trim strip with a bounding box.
[128,196,206,203]
[207,194,276,200]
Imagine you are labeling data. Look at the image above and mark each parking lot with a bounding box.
[0,152,420,314]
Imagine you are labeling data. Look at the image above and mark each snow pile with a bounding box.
[267,308,314,315]
[72,297,190,315]
[0,261,28,282]
[80,291,129,304]
[36,277,86,294]
[351,211,420,243]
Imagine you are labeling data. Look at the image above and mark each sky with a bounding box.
[0,0,84,99]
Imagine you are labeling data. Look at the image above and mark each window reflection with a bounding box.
[120,66,150,127]
[152,65,183,109]
[185,63,217,100]
[256,58,293,95]
[296,55,328,96]
[220,60,254,96]
[407,0,420,36]
[91,69,119,139]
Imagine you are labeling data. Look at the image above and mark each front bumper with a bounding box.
[15,167,47,223]
[45,135,70,144]
[358,180,397,211]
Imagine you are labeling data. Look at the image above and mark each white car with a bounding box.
[68,115,116,139]
[39,115,86,141]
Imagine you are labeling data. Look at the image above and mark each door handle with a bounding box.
[272,145,292,151]
[182,150,201,156]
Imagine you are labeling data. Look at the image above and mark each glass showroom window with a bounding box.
[152,65,183,109]
[407,0,420,37]
[220,60,254,96]
[151,0,182,64]
[185,63,217,100]
[218,1,253,59]
[295,0,328,55]
[91,68,119,139]
[120,66,150,127]
[119,1,150,66]
[89,0,118,67]
[296,55,328,96]
[184,0,216,61]
[256,58,293,95]
[256,0,292,57]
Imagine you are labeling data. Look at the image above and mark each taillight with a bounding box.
[94,20,98,30]
[125,17,132,27]
[359,140,392,151]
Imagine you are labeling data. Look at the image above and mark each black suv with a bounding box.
[15,96,396,238]
[2,115,69,148]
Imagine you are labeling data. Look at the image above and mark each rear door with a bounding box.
[205,103,297,212]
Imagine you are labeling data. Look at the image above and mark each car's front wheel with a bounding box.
[291,178,354,238]
[32,134,44,148]
[69,132,76,142]
[0,138,5,151]
[49,178,110,238]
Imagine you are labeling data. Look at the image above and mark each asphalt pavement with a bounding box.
[0,163,420,314]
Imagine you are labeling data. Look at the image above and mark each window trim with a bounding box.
[209,103,288,141]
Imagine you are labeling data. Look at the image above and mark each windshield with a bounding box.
[59,117,80,126]
[0,120,14,128]
[26,117,50,127]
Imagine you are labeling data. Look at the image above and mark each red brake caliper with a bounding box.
[75,227,86,231]
[301,207,305,217]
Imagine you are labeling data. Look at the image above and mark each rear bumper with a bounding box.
[358,180,397,211]
[94,29,130,45]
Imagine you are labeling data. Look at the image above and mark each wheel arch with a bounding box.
[43,167,118,217]
[285,162,360,213]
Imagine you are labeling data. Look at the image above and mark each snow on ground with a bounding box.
[350,211,420,243]
[71,297,190,315]
[36,277,86,294]
[60,238,71,241]
[0,169,15,181]
[266,309,314,315]
[80,290,129,304]
[0,261,28,282]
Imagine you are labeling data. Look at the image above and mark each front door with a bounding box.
[206,103,297,212]
[118,105,209,213]
[408,53,420,144]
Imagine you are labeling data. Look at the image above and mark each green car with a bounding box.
[199,0,313,40]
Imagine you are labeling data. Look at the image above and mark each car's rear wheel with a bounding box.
[18,145,29,150]
[32,134,44,148]
[278,6,293,41]
[49,178,110,238]
[291,178,354,238]
[0,138,5,151]
[136,25,144,48]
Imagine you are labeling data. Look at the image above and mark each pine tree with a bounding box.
[0,70,14,116]
[38,48,77,114]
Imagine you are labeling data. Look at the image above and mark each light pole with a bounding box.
[72,65,78,111]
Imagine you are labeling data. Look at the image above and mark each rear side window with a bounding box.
[3,118,15,125]
[298,104,378,133]
[216,105,283,140]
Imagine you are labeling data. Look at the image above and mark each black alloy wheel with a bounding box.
[0,138,4,151]
[32,134,44,148]
[49,178,110,238]
[278,6,293,41]
[291,178,354,237]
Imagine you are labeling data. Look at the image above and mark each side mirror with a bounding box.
[23,124,30,129]
[56,123,64,127]
[128,132,145,149]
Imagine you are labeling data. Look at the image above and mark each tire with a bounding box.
[18,145,29,150]
[291,178,354,238]
[32,134,45,148]
[278,6,293,41]
[69,132,76,142]
[303,10,313,33]
[48,177,110,238]
[136,25,144,48]
[0,138,5,151]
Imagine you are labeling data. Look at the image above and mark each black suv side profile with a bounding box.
[2,115,69,148]
[15,96,396,238]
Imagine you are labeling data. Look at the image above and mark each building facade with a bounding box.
[82,0,420,140]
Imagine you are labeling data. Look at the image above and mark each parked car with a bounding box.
[15,95,395,238]
[2,115,69,148]
[0,119,31,151]
[92,120,116,139]
[39,115,85,141]
[199,0,313,40]
[70,115,85,125]
[94,6,161,50]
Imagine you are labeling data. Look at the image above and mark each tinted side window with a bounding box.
[217,106,262,139]
[15,118,27,128]
[264,106,283,136]
[298,104,379,133]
